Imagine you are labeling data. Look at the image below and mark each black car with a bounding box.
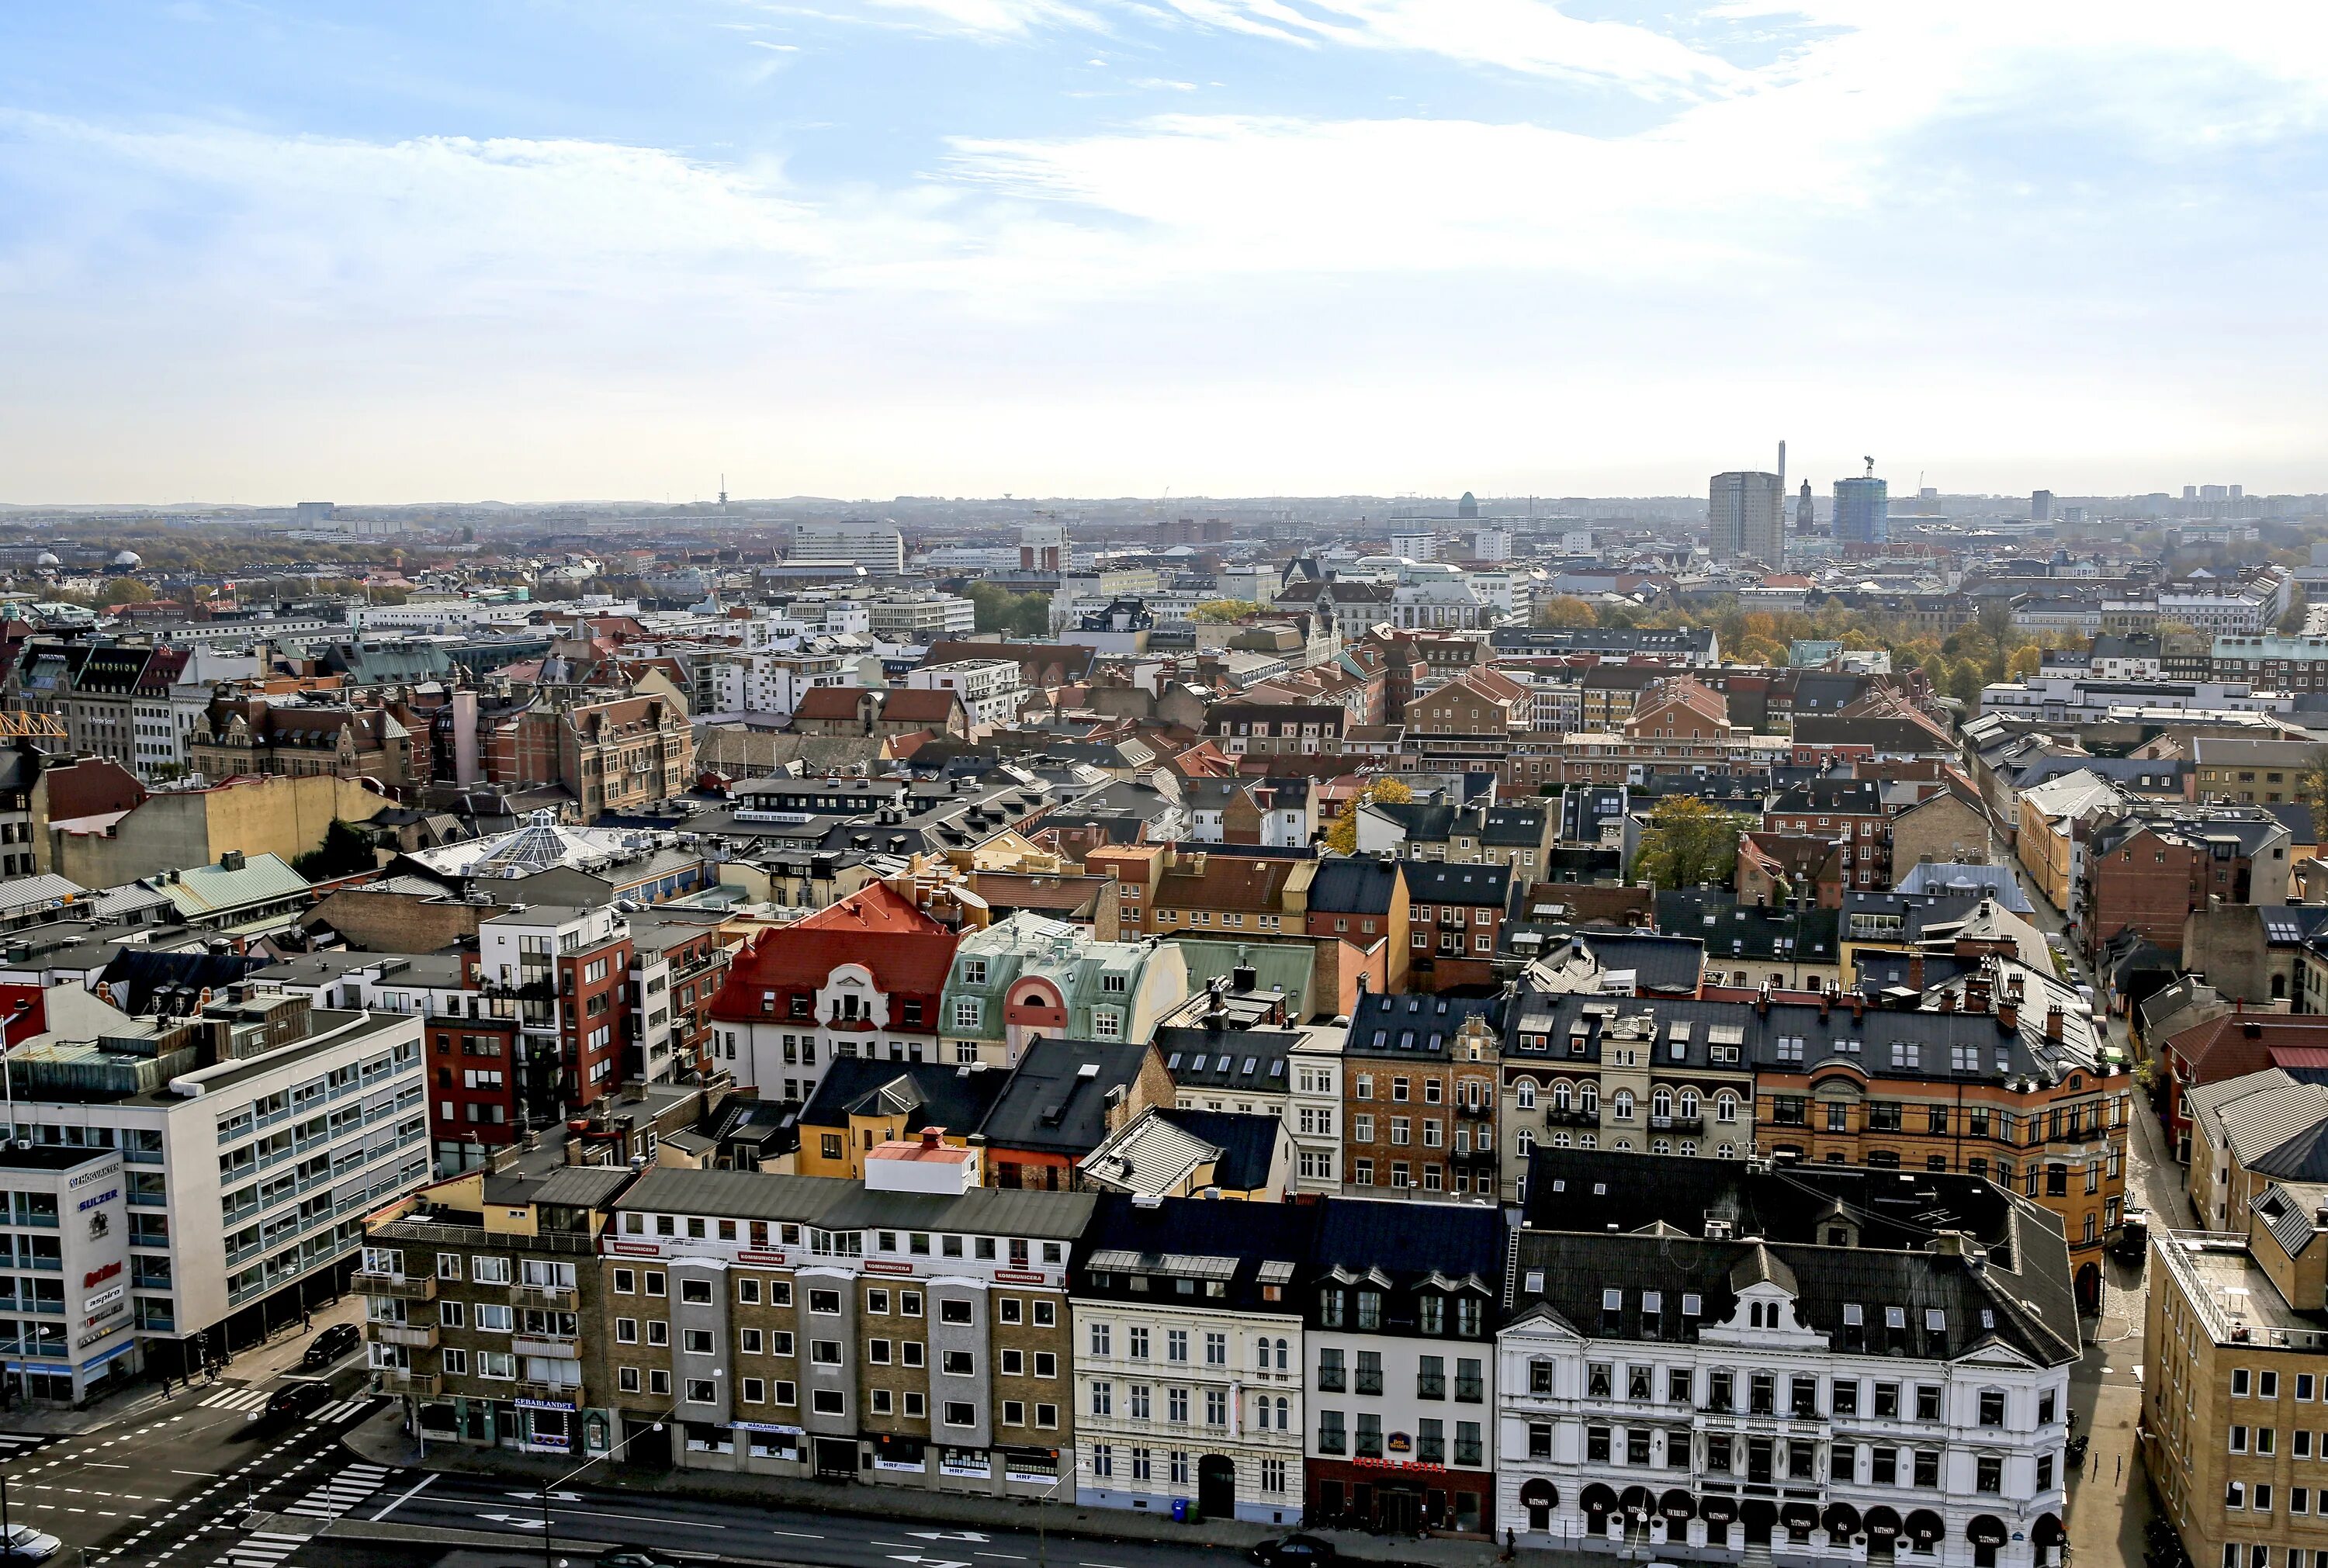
[1249,1537,1337,1567]
[300,1323,362,1370]
[598,1555,679,1568]
[264,1378,335,1421]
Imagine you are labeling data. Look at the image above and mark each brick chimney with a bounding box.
[1909,953,1925,992]
[1997,999,2018,1031]
[2046,1006,2064,1043]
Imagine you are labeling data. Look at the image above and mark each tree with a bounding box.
[1628,796,1744,890]
[2283,588,2311,635]
[968,582,1051,637]
[1533,596,1599,628]
[1193,599,1265,622]
[1976,599,2015,646]
[2300,747,2328,821]
[1322,776,1415,854]
[2006,644,2042,680]
[109,579,154,604]
[1949,658,1985,706]
[292,819,381,881]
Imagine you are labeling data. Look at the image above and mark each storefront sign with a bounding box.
[68,1165,120,1191]
[81,1286,123,1314]
[939,1459,993,1479]
[82,1261,121,1289]
[738,1251,788,1267]
[1387,1431,1412,1453]
[74,1317,125,1350]
[863,1260,916,1276]
[994,1270,1045,1286]
[76,1188,117,1213]
[734,1422,805,1435]
[517,1397,577,1412]
[1353,1456,1446,1476]
[531,1432,571,1452]
[873,1456,925,1473]
[608,1241,661,1257]
[1006,1469,1061,1485]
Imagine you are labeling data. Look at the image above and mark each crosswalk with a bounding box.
[220,1532,308,1568]
[0,1433,51,1459]
[195,1388,378,1424]
[282,1460,390,1521]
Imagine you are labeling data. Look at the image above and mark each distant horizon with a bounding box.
[8,6,2328,497]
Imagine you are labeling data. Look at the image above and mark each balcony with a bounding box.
[377,1369,439,1397]
[355,1272,438,1301]
[516,1380,581,1407]
[515,1283,578,1310]
[1355,1369,1384,1396]
[513,1334,579,1359]
[1651,1114,1705,1134]
[1543,1107,1599,1127]
[369,1324,438,1350]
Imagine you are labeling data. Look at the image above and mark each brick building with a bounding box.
[1340,991,1507,1199]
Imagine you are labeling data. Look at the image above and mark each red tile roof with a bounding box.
[792,687,868,722]
[879,689,963,723]
[711,881,958,1022]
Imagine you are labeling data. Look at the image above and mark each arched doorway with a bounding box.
[2076,1262,2102,1316]
[1198,1455,1237,1520]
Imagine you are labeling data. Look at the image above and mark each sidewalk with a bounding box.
[0,1293,363,1436]
[342,1405,1542,1568]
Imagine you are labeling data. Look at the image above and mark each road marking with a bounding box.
[86,1462,130,1469]
[770,1531,826,1540]
[369,1472,436,1521]
[975,1554,1029,1561]
[173,1472,219,1478]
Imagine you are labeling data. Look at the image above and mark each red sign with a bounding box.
[863,1259,916,1276]
[83,1261,121,1289]
[608,1241,662,1256]
[738,1251,788,1266]
[1354,1457,1446,1475]
[994,1269,1046,1285]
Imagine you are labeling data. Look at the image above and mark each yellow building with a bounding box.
[2014,770,2124,912]
[2146,1184,2328,1568]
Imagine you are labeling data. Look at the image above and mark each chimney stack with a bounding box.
[2046,1006,2064,1043]
[1909,953,1925,992]
[1997,999,2018,1031]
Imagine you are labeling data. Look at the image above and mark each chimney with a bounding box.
[1908,953,1924,992]
[1756,981,1772,1017]
[921,1127,942,1149]
[2046,1006,2064,1043]
[1938,991,1956,1013]
[1997,999,2018,1031]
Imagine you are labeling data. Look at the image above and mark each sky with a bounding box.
[3,1,2327,505]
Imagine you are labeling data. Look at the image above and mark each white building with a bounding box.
[1287,1027,1345,1192]
[4,993,428,1380]
[905,659,1024,729]
[1072,1200,1310,1525]
[1472,530,1512,563]
[792,524,906,575]
[1495,1156,2076,1568]
[1390,532,1439,562]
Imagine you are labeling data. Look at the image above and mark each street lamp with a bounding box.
[542,1376,715,1568]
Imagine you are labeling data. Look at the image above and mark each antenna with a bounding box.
[719,474,728,510]
[1863,455,1876,479]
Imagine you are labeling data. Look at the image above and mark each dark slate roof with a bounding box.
[1544,932,1705,995]
[1769,779,1883,815]
[1154,1108,1284,1192]
[795,1057,1011,1137]
[93,947,270,1016]
[975,1037,1154,1157]
[1400,860,1511,907]
[1372,801,1459,843]
[1310,1194,1509,1294]
[1658,888,1840,966]
[1308,857,1401,915]
[1070,1192,1325,1313]
[1348,988,1511,1061]
[1509,1152,2079,1367]
[1854,950,1979,995]
[1155,1028,1297,1094]
[1478,806,1546,846]
[2270,801,2319,847]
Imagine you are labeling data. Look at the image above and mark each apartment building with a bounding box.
[603,1157,1089,1495]
[477,904,635,1122]
[1498,1151,2076,1568]
[624,911,728,1089]
[1501,996,1761,1198]
[905,659,1024,730]
[0,1144,143,1402]
[5,992,427,1382]
[360,1160,636,1456]
[1305,1201,1505,1534]
[867,594,978,644]
[792,524,906,575]
[939,914,1187,1068]
[1341,992,1505,1200]
[711,882,958,1102]
[2146,1186,2328,1568]
[1400,860,1510,992]
[1204,703,1349,758]
[1071,1196,1313,1525]
[1766,780,1893,891]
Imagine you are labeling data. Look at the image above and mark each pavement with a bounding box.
[338,1404,1523,1568]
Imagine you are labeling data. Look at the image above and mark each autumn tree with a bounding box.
[1193,599,1266,622]
[1628,796,1745,890]
[2006,644,2042,680]
[1323,775,1416,854]
[1533,596,1599,628]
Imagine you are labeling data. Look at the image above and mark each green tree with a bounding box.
[1949,658,1985,706]
[968,582,1051,637]
[1322,776,1415,855]
[1193,599,1265,622]
[1628,796,1744,890]
[292,819,381,881]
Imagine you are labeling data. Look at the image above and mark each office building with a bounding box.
[792,524,906,575]
[1709,472,1786,565]
[1835,476,1890,546]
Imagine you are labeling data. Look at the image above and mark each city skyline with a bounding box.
[5,2,2328,501]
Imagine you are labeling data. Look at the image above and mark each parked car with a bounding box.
[598,1554,680,1568]
[264,1378,335,1421]
[0,1525,61,1563]
[2113,1210,2150,1264]
[300,1323,362,1369]
[1249,1537,1337,1568]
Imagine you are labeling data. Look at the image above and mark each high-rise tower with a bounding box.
[1709,471,1785,564]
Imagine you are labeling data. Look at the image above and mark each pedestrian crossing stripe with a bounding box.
[310,1397,376,1424]
[198,1387,270,1414]
[282,1462,391,1520]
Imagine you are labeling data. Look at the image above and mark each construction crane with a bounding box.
[0,711,68,739]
